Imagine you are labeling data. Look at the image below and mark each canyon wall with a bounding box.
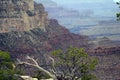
[0,0,48,32]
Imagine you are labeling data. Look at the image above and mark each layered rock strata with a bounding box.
[0,0,48,32]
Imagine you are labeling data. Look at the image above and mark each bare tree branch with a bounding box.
[48,56,55,68]
[16,56,56,79]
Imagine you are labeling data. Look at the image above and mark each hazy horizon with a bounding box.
[35,0,120,41]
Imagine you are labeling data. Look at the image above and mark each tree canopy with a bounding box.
[51,47,98,80]
[116,1,120,20]
[15,47,98,80]
[0,51,16,80]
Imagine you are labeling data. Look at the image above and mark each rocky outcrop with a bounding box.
[88,47,120,80]
[0,0,120,80]
[0,19,89,62]
[0,0,89,71]
[0,0,48,32]
[46,19,90,50]
[89,47,120,55]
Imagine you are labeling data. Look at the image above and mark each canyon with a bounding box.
[0,0,119,80]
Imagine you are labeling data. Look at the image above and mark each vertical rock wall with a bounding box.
[0,0,48,33]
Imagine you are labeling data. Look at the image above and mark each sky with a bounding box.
[113,0,120,2]
[49,0,119,18]
[51,0,120,4]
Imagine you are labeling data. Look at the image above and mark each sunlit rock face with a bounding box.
[0,0,48,32]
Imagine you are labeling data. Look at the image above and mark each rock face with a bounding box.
[0,0,90,76]
[0,0,48,32]
[0,0,120,80]
[88,37,120,80]
[88,47,120,80]
[0,0,89,67]
[0,19,89,52]
[0,18,90,77]
[0,19,90,64]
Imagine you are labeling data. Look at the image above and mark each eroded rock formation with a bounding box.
[88,47,120,80]
[0,0,120,80]
[0,0,48,32]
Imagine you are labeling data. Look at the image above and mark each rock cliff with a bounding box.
[0,18,90,77]
[0,0,48,32]
[88,47,120,80]
[0,19,90,64]
[0,0,120,80]
[0,0,90,66]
